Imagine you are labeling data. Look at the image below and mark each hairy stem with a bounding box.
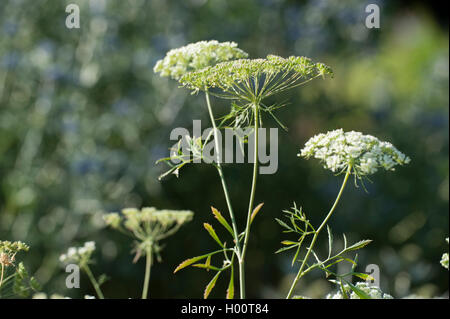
[142,245,153,299]
[239,102,260,299]
[83,264,105,299]
[286,165,352,299]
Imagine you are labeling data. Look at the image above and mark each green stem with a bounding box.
[286,165,352,299]
[142,245,153,299]
[204,92,242,260]
[83,264,105,299]
[239,102,260,299]
[0,264,4,289]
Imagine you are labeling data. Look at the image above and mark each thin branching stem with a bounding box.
[142,244,152,299]
[0,264,4,288]
[83,264,105,299]
[204,90,242,287]
[286,164,352,299]
[239,101,260,299]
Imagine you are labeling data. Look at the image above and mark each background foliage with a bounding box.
[0,0,448,298]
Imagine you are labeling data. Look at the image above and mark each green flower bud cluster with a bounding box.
[104,207,193,242]
[0,240,30,254]
[180,54,332,98]
[1,240,30,269]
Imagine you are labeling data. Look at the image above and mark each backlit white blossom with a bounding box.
[153,40,248,80]
[299,129,410,176]
[59,241,96,265]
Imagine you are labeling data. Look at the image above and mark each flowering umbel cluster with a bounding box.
[104,207,193,262]
[0,240,29,267]
[180,54,332,98]
[1,241,40,297]
[153,40,248,80]
[59,241,96,267]
[0,241,29,254]
[299,129,411,176]
[104,207,193,238]
[326,282,393,299]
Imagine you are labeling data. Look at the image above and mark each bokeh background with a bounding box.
[0,0,448,299]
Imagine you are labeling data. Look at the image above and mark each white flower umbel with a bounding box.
[59,241,104,299]
[299,129,411,178]
[326,282,393,299]
[153,40,248,80]
[59,241,96,265]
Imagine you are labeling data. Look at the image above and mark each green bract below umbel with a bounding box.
[153,40,248,80]
[179,55,333,99]
[299,129,411,177]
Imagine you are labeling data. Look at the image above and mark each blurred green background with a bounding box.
[0,0,448,298]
